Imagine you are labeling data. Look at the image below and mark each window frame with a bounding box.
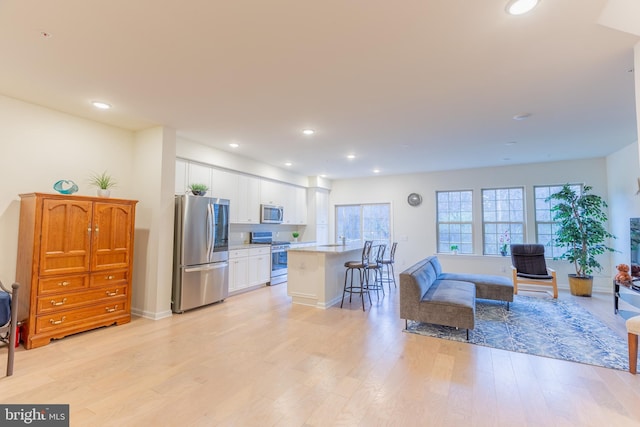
[436,190,473,254]
[481,186,525,256]
[335,203,391,248]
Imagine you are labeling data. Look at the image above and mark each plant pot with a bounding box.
[97,189,111,198]
[191,190,206,196]
[568,274,593,297]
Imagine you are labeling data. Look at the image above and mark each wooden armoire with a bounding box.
[15,193,137,349]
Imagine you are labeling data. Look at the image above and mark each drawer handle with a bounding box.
[50,298,68,306]
[106,275,115,280]
[49,316,66,325]
[105,305,119,313]
[105,289,119,297]
[58,281,70,287]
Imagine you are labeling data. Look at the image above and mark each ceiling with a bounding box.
[0,0,638,179]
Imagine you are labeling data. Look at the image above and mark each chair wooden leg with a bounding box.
[629,332,638,374]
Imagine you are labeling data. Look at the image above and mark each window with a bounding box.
[534,184,582,258]
[482,187,524,255]
[335,204,390,246]
[437,191,473,254]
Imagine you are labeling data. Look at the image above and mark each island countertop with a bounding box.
[287,243,362,254]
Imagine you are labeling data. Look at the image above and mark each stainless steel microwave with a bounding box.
[260,204,284,224]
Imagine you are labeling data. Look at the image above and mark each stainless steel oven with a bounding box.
[250,231,289,286]
[270,242,289,285]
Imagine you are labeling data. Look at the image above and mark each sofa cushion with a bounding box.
[428,256,443,277]
[420,279,476,329]
[439,272,513,302]
[401,257,438,299]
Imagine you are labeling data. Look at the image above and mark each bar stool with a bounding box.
[627,315,640,374]
[341,241,373,311]
[379,242,397,290]
[366,244,386,298]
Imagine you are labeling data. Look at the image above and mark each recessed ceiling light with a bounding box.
[229,143,239,148]
[373,169,380,174]
[513,113,531,121]
[92,101,111,110]
[302,129,315,136]
[505,141,517,146]
[347,154,355,160]
[320,174,327,178]
[285,162,292,167]
[505,0,540,15]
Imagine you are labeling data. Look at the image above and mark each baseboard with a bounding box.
[131,307,173,320]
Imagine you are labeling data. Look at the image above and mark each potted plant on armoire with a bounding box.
[546,184,616,296]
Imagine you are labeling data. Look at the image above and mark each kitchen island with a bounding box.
[287,243,363,308]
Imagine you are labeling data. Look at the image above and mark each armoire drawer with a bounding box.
[36,285,128,314]
[35,299,128,334]
[38,275,89,295]
[90,270,129,287]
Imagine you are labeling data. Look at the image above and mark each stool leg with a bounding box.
[629,332,638,374]
[341,268,349,308]
[390,262,396,288]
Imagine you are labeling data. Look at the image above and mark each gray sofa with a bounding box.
[400,256,513,339]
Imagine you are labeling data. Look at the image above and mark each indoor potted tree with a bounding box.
[546,184,616,296]
[89,171,116,197]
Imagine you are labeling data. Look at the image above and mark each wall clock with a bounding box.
[407,193,422,207]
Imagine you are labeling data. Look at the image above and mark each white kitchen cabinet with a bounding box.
[229,247,270,293]
[175,159,188,194]
[315,189,329,225]
[315,223,329,245]
[282,185,307,225]
[234,175,260,224]
[229,249,249,292]
[294,186,307,225]
[210,168,237,201]
[187,163,212,193]
[260,180,285,205]
[248,247,271,286]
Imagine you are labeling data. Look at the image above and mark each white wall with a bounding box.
[330,158,613,292]
[0,94,135,285]
[607,142,640,269]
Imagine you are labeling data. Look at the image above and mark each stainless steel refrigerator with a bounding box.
[172,195,230,313]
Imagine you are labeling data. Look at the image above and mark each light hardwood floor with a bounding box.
[2,283,640,426]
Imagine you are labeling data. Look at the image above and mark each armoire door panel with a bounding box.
[39,199,92,275]
[91,202,133,271]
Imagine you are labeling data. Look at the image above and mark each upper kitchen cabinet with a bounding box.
[293,186,307,225]
[175,159,187,194]
[281,185,307,225]
[187,163,212,194]
[210,168,237,201]
[234,175,260,224]
[260,180,285,206]
[316,189,329,225]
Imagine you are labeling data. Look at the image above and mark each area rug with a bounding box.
[404,295,629,371]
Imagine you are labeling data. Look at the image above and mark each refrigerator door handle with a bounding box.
[184,262,229,273]
[206,202,213,261]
